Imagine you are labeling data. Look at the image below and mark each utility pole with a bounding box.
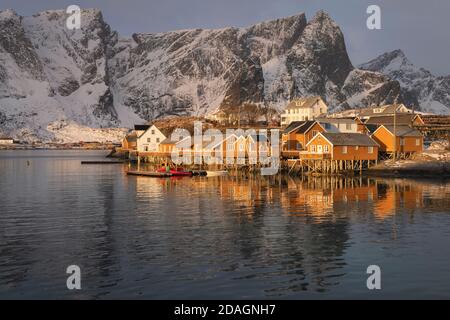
[393,105,397,161]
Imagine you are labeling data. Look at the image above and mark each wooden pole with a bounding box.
[393,106,397,161]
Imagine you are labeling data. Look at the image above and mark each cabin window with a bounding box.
[227,143,234,151]
[355,145,359,151]
[346,123,352,130]
[305,116,309,121]
[400,138,405,146]
[368,146,374,154]
[147,138,151,143]
[416,139,421,146]
[145,146,148,151]
[151,130,155,134]
[239,143,245,151]
[324,145,329,153]
[342,146,348,154]
[310,145,316,152]
[311,130,318,137]
[156,138,160,143]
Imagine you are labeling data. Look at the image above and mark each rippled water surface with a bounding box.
[1,150,450,299]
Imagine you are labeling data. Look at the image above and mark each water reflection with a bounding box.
[1,151,450,299]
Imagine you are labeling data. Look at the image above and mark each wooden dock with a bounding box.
[126,171,172,177]
[81,161,125,164]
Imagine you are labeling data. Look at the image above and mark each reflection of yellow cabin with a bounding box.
[373,181,424,219]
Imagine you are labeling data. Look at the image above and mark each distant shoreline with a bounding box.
[0,144,117,151]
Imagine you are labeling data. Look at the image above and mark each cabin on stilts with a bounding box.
[288,132,379,175]
[371,125,423,159]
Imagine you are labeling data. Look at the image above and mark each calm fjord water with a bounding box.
[1,150,450,299]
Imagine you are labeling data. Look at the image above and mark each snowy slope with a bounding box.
[0,9,130,142]
[359,49,450,114]
[0,8,404,142]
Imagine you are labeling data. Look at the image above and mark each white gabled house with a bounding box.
[136,125,170,152]
[280,96,328,126]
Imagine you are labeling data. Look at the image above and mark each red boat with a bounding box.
[170,168,192,176]
[157,167,192,176]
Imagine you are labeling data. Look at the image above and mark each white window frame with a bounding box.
[324,145,329,153]
[342,146,348,154]
[310,145,316,153]
[368,146,374,154]
[416,139,420,146]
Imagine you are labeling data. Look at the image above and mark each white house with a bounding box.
[280,96,328,126]
[136,125,170,152]
[0,137,14,144]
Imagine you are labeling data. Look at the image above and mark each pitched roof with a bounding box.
[294,121,320,134]
[283,120,320,134]
[283,121,306,134]
[134,124,151,131]
[285,96,324,110]
[359,104,408,117]
[320,132,379,146]
[364,114,418,125]
[160,137,177,145]
[316,117,356,124]
[381,125,422,137]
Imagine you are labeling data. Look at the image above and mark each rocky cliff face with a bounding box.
[359,49,450,114]
[0,8,403,142]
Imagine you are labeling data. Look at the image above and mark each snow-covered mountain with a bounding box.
[0,8,403,142]
[359,49,450,115]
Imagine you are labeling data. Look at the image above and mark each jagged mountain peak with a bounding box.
[360,49,450,114]
[359,49,414,73]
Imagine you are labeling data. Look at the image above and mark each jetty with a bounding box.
[81,160,125,164]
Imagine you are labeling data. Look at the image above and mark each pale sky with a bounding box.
[2,0,450,75]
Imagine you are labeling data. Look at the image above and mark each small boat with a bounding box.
[170,168,192,176]
[127,171,172,177]
[206,170,228,177]
[157,167,192,177]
